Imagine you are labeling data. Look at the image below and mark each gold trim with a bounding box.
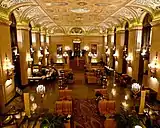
[0,18,11,26]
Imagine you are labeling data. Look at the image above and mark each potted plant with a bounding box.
[40,114,67,128]
[114,108,141,128]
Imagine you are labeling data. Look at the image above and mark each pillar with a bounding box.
[23,93,31,117]
[17,23,30,85]
[127,26,142,80]
[32,27,40,65]
[139,90,146,114]
[40,31,47,66]
[148,20,160,101]
[107,29,114,68]
[46,35,51,65]
[0,19,15,113]
[115,28,125,73]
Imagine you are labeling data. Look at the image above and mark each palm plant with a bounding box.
[40,114,67,128]
[114,107,141,128]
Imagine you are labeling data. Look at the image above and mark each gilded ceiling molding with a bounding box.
[150,19,160,27]
[0,17,11,26]
[8,2,36,13]
[125,6,139,21]
[126,4,154,18]
[19,6,37,21]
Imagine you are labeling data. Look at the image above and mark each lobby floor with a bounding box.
[5,69,134,127]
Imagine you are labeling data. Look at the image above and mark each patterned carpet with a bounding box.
[72,98,105,128]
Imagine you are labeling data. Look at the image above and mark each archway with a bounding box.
[9,13,21,87]
[138,13,152,84]
[122,22,129,74]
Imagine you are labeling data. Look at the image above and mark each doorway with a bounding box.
[73,43,80,57]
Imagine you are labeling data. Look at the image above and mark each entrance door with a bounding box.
[73,43,80,57]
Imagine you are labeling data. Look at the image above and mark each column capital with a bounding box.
[129,22,143,31]
[32,27,40,33]
[0,17,11,26]
[150,19,160,27]
[116,27,125,34]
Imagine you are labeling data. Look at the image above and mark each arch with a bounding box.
[8,2,36,14]
[69,27,85,34]
[19,6,36,21]
[9,12,22,86]
[126,4,154,20]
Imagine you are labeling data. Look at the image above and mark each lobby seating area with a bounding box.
[1,0,160,128]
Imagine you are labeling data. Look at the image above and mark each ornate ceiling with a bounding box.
[0,0,160,35]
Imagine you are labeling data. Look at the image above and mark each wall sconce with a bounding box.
[105,48,110,57]
[113,52,118,61]
[38,50,43,58]
[148,52,159,77]
[57,54,63,58]
[88,52,93,58]
[126,55,132,67]
[30,47,34,53]
[64,46,70,51]
[3,55,14,75]
[141,47,149,59]
[39,47,43,51]
[63,52,68,57]
[44,49,49,56]
[26,53,33,65]
[92,53,97,58]
[84,46,89,51]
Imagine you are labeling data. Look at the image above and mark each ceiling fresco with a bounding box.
[0,0,160,34]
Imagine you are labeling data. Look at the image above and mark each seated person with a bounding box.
[95,91,103,101]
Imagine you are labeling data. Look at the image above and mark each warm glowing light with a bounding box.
[57,54,63,58]
[136,30,142,51]
[45,49,49,55]
[65,46,70,51]
[17,30,23,42]
[38,51,43,58]
[63,52,68,57]
[125,95,128,100]
[131,83,141,95]
[32,33,36,43]
[40,35,44,42]
[5,79,12,87]
[46,36,49,43]
[26,53,33,62]
[3,56,14,71]
[36,84,45,94]
[122,101,128,108]
[84,46,89,51]
[111,88,116,96]
[88,52,92,57]
[134,125,142,128]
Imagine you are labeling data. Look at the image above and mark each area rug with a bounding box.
[72,99,105,128]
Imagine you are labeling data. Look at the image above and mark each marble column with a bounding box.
[17,24,30,85]
[32,28,40,65]
[107,29,114,68]
[139,90,146,114]
[127,26,142,80]
[115,28,125,73]
[0,19,15,113]
[148,20,160,101]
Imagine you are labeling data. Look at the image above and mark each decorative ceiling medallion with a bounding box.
[95,3,109,6]
[70,8,90,13]
[77,2,87,6]
[52,2,68,6]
